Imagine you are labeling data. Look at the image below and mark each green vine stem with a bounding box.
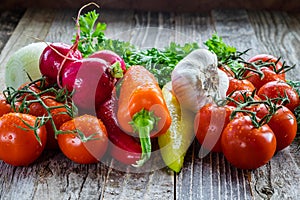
[227,90,290,128]
[2,77,80,143]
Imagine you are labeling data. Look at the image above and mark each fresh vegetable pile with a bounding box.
[1,4,300,172]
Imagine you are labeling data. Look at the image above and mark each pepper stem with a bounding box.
[110,61,124,79]
[129,109,159,167]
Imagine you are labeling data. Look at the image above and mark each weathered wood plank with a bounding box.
[0,9,25,54]
[177,143,252,200]
[44,9,78,44]
[0,152,110,200]
[212,9,264,57]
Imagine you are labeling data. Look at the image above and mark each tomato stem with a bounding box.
[3,77,76,143]
[228,91,290,128]
[246,57,295,76]
[129,109,159,167]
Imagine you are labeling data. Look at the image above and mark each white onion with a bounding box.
[5,42,47,88]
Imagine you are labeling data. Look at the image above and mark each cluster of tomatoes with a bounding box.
[0,79,110,166]
[194,54,299,170]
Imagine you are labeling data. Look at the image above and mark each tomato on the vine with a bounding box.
[246,67,285,90]
[44,98,73,149]
[247,54,285,79]
[22,96,73,150]
[258,80,300,112]
[221,115,276,170]
[194,103,238,152]
[226,77,255,95]
[0,113,47,166]
[219,65,234,77]
[58,114,108,164]
[227,90,261,108]
[256,105,297,151]
[0,93,11,117]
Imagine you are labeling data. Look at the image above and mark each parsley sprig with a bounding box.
[204,33,247,71]
[73,10,107,57]
[123,42,200,86]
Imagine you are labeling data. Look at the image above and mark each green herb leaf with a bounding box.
[204,33,236,62]
[98,39,136,58]
[73,10,106,57]
[204,33,248,77]
[122,42,200,87]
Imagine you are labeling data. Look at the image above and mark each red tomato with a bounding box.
[58,114,108,164]
[221,115,276,170]
[26,97,72,150]
[226,77,255,95]
[0,113,47,166]
[247,54,285,79]
[246,67,285,90]
[252,103,269,118]
[256,105,297,151]
[44,98,73,149]
[15,80,74,149]
[258,81,300,112]
[0,93,11,117]
[194,103,236,152]
[227,90,261,108]
[219,65,234,77]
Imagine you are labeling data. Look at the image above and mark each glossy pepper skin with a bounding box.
[158,82,195,172]
[116,65,172,167]
[96,92,142,165]
[117,65,171,137]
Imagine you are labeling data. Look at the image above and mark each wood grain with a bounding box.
[248,11,300,81]
[0,9,25,54]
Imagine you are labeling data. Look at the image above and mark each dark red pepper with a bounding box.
[96,91,142,165]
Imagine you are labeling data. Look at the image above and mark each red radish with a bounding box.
[89,50,127,76]
[39,3,98,85]
[61,57,116,110]
[39,43,82,83]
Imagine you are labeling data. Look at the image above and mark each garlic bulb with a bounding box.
[217,69,229,100]
[171,49,229,113]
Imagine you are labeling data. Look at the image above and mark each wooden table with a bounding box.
[0,7,300,200]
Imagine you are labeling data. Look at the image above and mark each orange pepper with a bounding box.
[117,65,172,167]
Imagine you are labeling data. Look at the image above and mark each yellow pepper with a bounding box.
[158,82,195,172]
